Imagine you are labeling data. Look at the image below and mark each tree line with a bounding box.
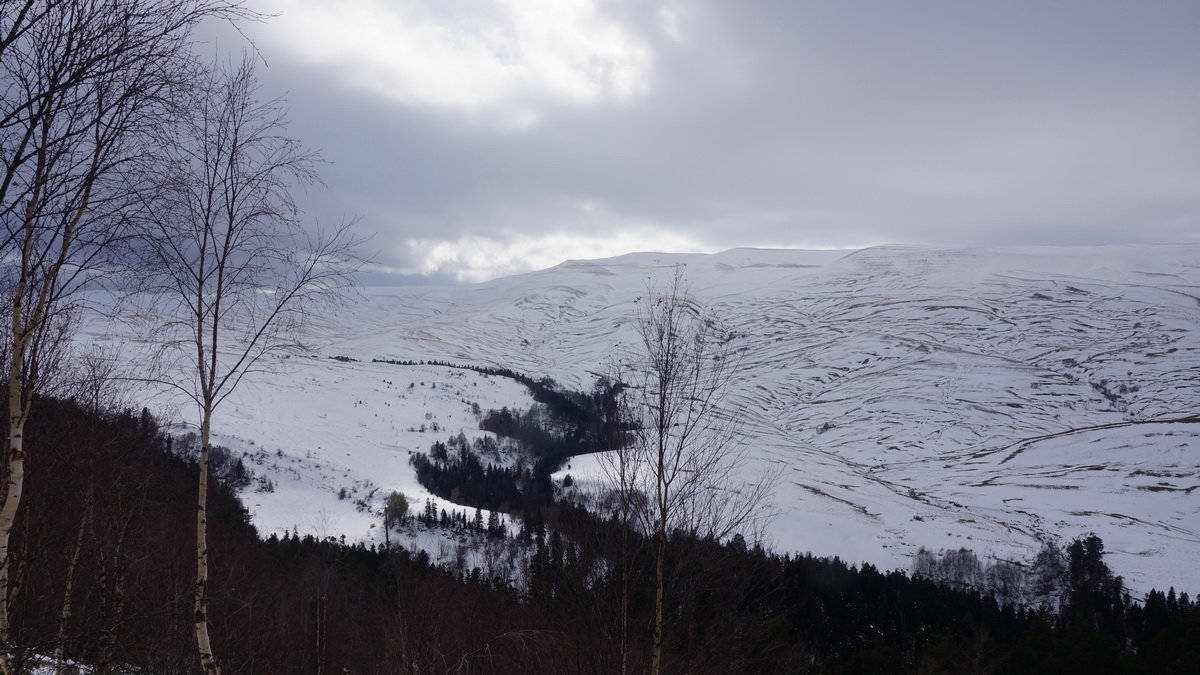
[10,392,1199,672]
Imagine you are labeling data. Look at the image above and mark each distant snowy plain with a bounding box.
[80,244,1200,595]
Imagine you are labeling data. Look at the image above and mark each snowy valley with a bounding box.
[82,243,1200,596]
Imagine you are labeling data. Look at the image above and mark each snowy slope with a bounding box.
[80,244,1200,594]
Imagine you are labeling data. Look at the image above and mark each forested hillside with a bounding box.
[6,395,1197,673]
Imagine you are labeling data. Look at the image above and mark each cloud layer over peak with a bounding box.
[236,0,1200,282]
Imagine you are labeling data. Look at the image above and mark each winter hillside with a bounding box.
[81,244,1200,595]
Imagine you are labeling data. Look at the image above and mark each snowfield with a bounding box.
[80,244,1200,595]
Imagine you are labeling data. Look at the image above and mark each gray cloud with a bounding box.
[233,0,1200,280]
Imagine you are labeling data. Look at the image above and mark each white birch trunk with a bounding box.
[0,379,25,675]
[0,280,28,675]
[195,411,220,674]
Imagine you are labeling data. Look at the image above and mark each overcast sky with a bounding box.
[220,1,1199,283]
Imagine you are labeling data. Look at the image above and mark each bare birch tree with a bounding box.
[615,266,775,675]
[138,55,358,674]
[0,2,242,670]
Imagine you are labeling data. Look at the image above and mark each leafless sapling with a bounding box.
[136,55,359,674]
[615,265,776,675]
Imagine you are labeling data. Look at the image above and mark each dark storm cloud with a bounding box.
[234,0,1200,280]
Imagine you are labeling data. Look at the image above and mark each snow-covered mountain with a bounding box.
[83,244,1200,594]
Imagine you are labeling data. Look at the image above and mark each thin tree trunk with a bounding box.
[618,504,630,675]
[650,389,669,675]
[195,410,220,674]
[651,522,665,675]
[315,596,326,675]
[54,484,94,674]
